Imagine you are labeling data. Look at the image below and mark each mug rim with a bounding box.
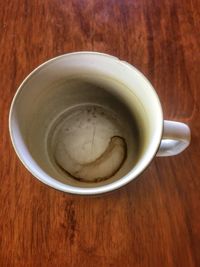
[9,51,163,195]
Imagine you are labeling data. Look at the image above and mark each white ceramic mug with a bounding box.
[9,52,191,195]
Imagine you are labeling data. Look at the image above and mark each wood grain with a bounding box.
[1,0,200,266]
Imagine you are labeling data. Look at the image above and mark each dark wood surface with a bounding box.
[1,0,200,266]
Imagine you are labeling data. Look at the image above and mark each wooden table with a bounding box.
[1,1,200,266]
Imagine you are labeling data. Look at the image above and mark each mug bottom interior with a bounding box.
[47,103,141,186]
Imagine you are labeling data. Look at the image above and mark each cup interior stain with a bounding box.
[47,104,138,183]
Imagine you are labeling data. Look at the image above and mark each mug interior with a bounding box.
[9,52,163,194]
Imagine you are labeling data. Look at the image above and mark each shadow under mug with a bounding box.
[9,52,191,195]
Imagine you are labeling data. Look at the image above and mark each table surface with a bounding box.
[1,0,200,266]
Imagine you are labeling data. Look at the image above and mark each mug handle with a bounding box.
[156,120,191,157]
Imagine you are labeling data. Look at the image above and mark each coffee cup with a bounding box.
[9,52,191,195]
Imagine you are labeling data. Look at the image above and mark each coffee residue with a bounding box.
[55,136,127,183]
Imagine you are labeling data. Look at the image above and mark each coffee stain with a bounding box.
[55,136,127,183]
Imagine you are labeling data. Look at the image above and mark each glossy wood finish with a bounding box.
[0,1,200,266]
